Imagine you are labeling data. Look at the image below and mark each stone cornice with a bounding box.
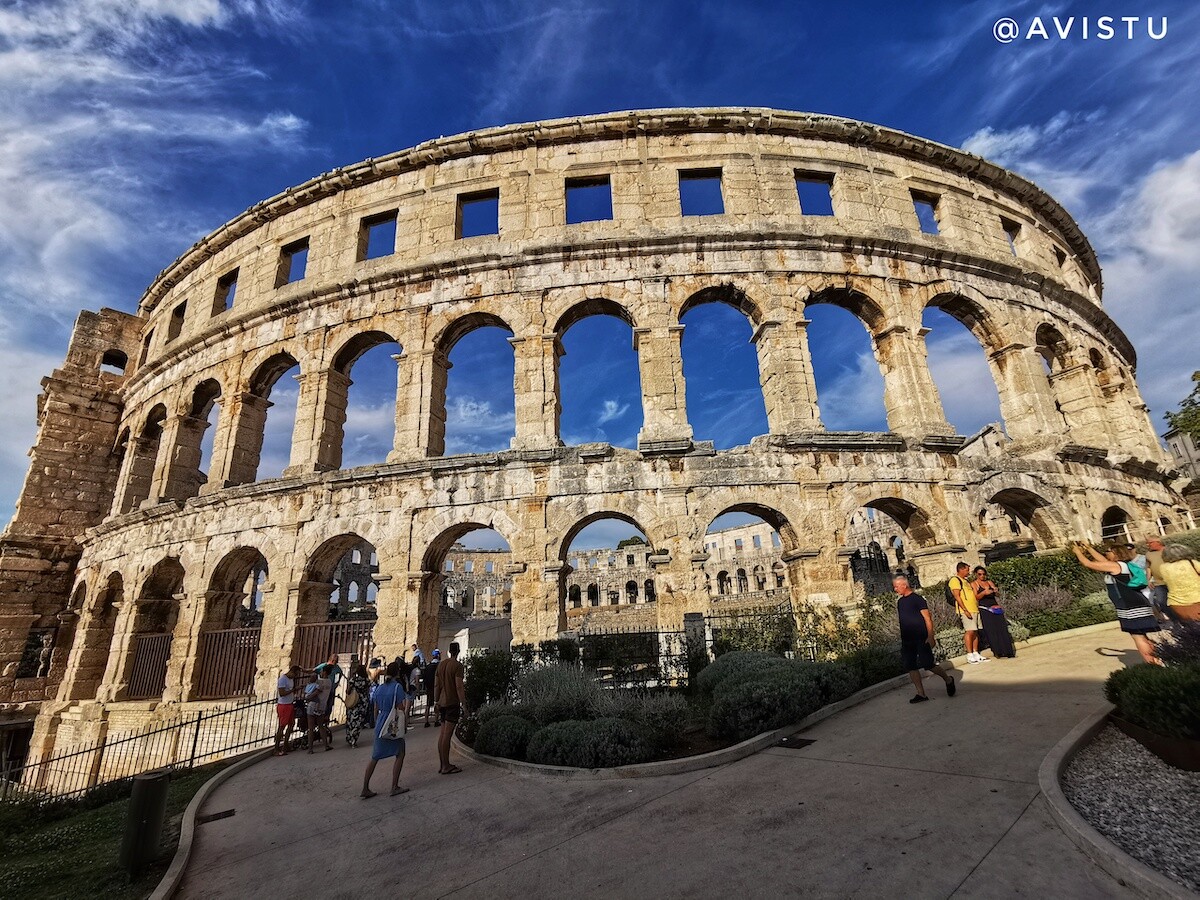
[135,107,1102,316]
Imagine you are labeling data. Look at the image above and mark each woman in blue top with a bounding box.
[1071,541,1161,665]
[360,661,408,798]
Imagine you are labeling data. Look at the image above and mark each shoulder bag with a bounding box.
[380,685,406,740]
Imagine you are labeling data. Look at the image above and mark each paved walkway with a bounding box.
[179,626,1141,899]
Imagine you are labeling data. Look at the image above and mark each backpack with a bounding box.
[943,578,959,609]
[1125,562,1148,590]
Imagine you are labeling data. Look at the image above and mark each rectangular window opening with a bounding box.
[464,561,474,573]
[752,535,762,549]
[485,560,494,574]
[444,559,454,572]
[214,268,239,314]
[276,237,309,287]
[795,172,835,216]
[565,175,613,224]
[139,329,155,367]
[167,301,186,343]
[911,191,941,235]
[678,168,724,217]
[456,189,500,239]
[359,210,398,261]
[1001,217,1021,256]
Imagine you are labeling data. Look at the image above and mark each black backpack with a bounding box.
[943,579,958,609]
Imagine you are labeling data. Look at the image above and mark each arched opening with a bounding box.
[846,500,938,596]
[1100,506,1131,544]
[804,295,887,431]
[561,513,652,628]
[166,379,222,500]
[643,579,656,602]
[296,534,380,670]
[568,584,582,608]
[1034,324,1072,430]
[332,331,402,469]
[704,506,793,603]
[557,301,641,448]
[193,547,268,699]
[117,405,167,512]
[437,314,515,456]
[680,288,768,446]
[423,525,512,654]
[100,349,127,375]
[921,303,1004,436]
[63,574,124,701]
[124,559,184,700]
[248,352,300,482]
[981,488,1064,561]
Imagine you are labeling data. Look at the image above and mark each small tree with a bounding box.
[1164,370,1200,441]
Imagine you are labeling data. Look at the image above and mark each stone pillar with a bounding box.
[287,370,348,475]
[217,392,271,487]
[753,317,823,435]
[159,415,208,502]
[907,544,971,588]
[364,576,409,661]
[118,437,159,513]
[1051,364,1109,448]
[634,325,693,451]
[872,325,953,439]
[509,562,561,644]
[97,600,136,702]
[510,334,564,451]
[988,343,1065,443]
[389,350,449,461]
[162,591,198,704]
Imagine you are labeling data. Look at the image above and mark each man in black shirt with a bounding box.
[894,574,956,704]
[422,649,440,727]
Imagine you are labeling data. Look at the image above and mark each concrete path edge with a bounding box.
[150,748,274,900]
[1037,704,1194,900]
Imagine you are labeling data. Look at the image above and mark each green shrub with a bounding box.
[934,627,964,662]
[1017,598,1116,637]
[474,714,537,760]
[1104,662,1200,739]
[839,644,905,687]
[794,661,860,704]
[1158,622,1200,667]
[1007,619,1030,643]
[526,718,657,768]
[513,664,601,725]
[474,701,534,727]
[706,667,823,741]
[617,692,690,749]
[464,651,518,710]
[987,551,1101,599]
[695,650,788,701]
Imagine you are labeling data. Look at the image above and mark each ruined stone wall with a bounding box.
[0,109,1186,760]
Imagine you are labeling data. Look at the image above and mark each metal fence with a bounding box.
[195,627,261,700]
[127,633,172,700]
[707,600,798,658]
[571,625,698,689]
[293,620,374,669]
[1,696,284,805]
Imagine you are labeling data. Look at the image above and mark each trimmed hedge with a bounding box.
[695,650,789,700]
[463,652,519,710]
[1018,597,1116,637]
[706,666,823,741]
[794,661,860,705]
[1104,662,1200,740]
[474,714,537,760]
[525,718,657,768]
[839,644,906,687]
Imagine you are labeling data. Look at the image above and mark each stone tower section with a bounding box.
[0,308,141,711]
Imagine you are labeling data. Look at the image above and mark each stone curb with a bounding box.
[150,747,274,900]
[454,619,1124,781]
[1038,706,1195,900]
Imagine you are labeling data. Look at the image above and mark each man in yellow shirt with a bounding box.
[950,561,987,664]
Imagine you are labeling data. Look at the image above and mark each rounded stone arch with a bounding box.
[303,532,379,583]
[413,505,520,573]
[433,311,514,355]
[847,493,941,550]
[695,498,803,554]
[549,507,663,564]
[805,283,889,334]
[248,350,301,398]
[1034,323,1073,373]
[141,402,168,436]
[1100,504,1132,544]
[206,545,270,623]
[553,296,637,335]
[984,486,1070,550]
[923,286,1008,353]
[677,283,764,328]
[330,329,403,375]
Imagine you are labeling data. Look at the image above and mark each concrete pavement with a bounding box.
[178,625,1140,899]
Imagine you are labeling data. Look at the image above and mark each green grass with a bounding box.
[0,765,224,899]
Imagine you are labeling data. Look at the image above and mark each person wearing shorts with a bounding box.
[895,575,955,704]
[274,665,301,755]
[434,642,466,774]
[950,562,986,664]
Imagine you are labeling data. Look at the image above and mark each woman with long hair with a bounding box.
[344,657,372,748]
[1071,541,1161,664]
[1159,542,1200,623]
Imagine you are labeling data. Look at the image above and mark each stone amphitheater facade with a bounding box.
[0,108,1189,762]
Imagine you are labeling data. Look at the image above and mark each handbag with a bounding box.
[379,685,406,739]
[345,687,360,709]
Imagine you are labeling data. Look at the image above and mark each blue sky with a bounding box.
[2,1,1198,554]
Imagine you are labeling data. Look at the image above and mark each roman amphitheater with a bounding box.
[0,108,1189,771]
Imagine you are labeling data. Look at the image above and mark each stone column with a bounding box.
[287,370,348,476]
[144,415,188,505]
[217,392,271,487]
[634,325,693,451]
[872,325,953,439]
[753,317,823,435]
[162,591,198,704]
[364,575,409,661]
[509,562,561,644]
[988,343,1065,443]
[97,600,136,702]
[510,334,563,451]
[389,350,449,461]
[159,414,208,502]
[1051,364,1109,448]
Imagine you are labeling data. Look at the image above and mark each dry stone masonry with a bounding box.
[0,108,1188,768]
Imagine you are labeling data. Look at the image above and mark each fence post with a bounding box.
[188,710,202,771]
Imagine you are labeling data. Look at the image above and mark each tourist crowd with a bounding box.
[271,641,468,797]
[896,537,1200,703]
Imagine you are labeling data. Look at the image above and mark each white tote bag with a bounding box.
[380,684,406,739]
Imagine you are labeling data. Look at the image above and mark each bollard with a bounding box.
[119,769,171,879]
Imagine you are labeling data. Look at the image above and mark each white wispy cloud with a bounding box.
[595,399,629,424]
[444,396,516,454]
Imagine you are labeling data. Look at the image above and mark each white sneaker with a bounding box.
[977,655,990,662]
[967,652,980,664]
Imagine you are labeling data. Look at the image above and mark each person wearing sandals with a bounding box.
[1071,541,1162,664]
[273,665,301,756]
[894,574,956,704]
[344,658,371,748]
[434,641,466,774]
[361,661,408,798]
[305,669,333,752]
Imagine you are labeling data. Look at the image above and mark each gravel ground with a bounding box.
[1063,725,1200,893]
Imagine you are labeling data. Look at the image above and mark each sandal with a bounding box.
[439,765,462,775]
